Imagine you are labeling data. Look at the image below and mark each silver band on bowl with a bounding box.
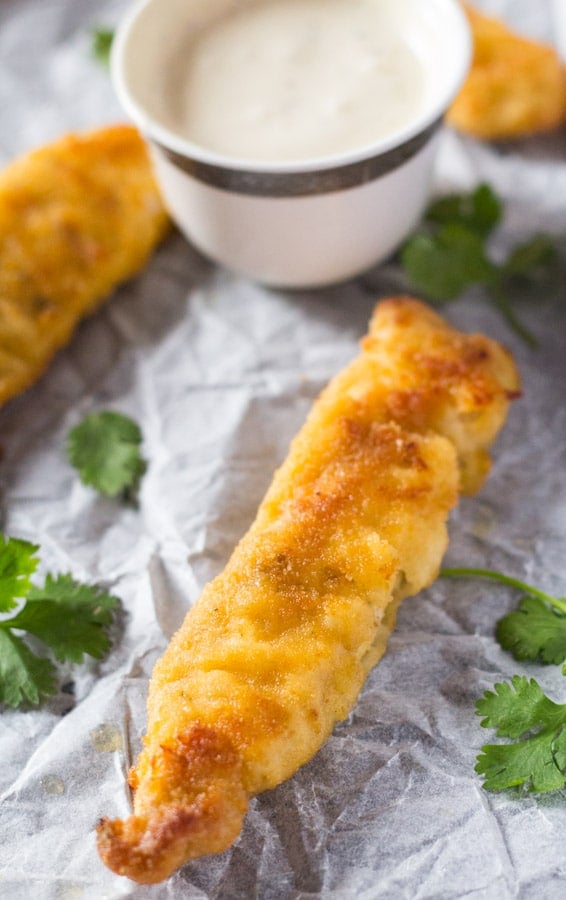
[152,119,442,198]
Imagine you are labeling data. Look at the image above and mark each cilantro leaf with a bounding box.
[8,574,119,664]
[426,183,502,238]
[91,28,114,68]
[497,596,566,670]
[503,234,558,279]
[476,731,566,793]
[477,676,566,738]
[476,676,566,793]
[67,411,146,500]
[0,535,39,613]
[0,630,57,707]
[401,224,496,301]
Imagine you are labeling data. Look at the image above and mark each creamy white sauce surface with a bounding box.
[165,0,426,162]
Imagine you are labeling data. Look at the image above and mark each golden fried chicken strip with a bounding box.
[448,4,566,140]
[97,298,519,884]
[0,125,169,406]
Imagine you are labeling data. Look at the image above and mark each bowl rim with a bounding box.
[111,0,472,175]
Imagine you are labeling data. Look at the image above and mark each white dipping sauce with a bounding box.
[165,0,426,162]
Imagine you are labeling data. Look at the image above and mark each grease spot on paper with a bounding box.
[41,774,66,795]
[56,883,83,900]
[90,723,123,752]
[470,503,496,539]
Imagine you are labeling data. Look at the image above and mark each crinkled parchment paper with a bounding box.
[0,1,565,898]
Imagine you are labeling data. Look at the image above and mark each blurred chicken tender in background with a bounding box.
[0,125,169,407]
[448,3,566,139]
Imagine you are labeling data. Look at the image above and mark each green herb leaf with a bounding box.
[503,234,558,279]
[0,630,57,707]
[402,224,496,301]
[0,535,121,708]
[476,676,566,793]
[497,596,566,669]
[67,411,146,500]
[92,28,115,68]
[0,535,40,613]
[9,574,119,664]
[426,183,502,238]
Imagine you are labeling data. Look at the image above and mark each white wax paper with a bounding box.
[0,1,565,898]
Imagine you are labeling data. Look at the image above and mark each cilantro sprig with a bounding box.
[0,535,119,708]
[476,676,566,793]
[442,567,566,671]
[401,184,561,348]
[67,411,146,502]
[442,565,566,794]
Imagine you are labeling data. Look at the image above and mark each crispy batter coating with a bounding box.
[0,125,169,406]
[97,298,520,884]
[448,4,566,139]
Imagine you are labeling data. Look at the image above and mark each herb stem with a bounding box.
[488,283,538,348]
[441,567,566,615]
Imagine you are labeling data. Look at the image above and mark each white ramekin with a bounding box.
[112,0,471,288]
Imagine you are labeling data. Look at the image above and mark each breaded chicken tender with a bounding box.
[97,298,520,884]
[0,125,169,406]
[448,4,566,139]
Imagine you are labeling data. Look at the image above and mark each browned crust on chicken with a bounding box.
[0,125,169,406]
[97,298,519,883]
[97,724,248,883]
[99,802,231,882]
